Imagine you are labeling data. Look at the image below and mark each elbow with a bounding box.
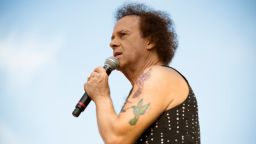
[102,120,134,144]
[104,136,124,144]
[104,136,132,144]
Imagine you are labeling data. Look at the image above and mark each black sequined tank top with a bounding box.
[135,67,200,144]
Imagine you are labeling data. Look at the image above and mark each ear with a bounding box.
[145,38,155,50]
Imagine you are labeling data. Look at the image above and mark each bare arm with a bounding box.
[85,66,186,144]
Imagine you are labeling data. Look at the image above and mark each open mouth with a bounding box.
[114,52,122,57]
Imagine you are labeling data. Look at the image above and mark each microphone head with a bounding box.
[104,56,119,70]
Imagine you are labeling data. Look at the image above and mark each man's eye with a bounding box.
[120,32,126,37]
[119,31,128,38]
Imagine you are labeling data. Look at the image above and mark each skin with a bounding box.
[85,15,189,144]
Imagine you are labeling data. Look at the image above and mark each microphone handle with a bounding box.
[72,65,113,117]
[72,92,91,117]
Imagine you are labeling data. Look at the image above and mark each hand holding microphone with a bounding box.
[72,57,119,117]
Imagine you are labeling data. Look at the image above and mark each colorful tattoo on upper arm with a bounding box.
[129,99,150,125]
[121,99,151,125]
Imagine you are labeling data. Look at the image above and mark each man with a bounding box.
[85,3,200,144]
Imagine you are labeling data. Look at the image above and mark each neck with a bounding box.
[121,54,163,86]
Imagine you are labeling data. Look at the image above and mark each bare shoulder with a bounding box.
[149,65,190,110]
[155,66,189,110]
[145,65,185,85]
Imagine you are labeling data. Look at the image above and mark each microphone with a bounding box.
[72,56,119,117]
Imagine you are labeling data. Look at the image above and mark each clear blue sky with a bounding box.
[1,0,255,144]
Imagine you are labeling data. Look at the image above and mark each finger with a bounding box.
[84,83,87,91]
[94,67,106,73]
[89,71,98,78]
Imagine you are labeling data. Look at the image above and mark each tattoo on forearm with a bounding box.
[129,99,150,126]
[132,68,152,98]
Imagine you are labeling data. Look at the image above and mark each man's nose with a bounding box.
[109,38,120,49]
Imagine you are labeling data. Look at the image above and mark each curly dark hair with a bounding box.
[115,3,178,65]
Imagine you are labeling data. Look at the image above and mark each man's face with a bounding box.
[110,15,148,69]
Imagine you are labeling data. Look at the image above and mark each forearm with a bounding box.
[95,96,123,143]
